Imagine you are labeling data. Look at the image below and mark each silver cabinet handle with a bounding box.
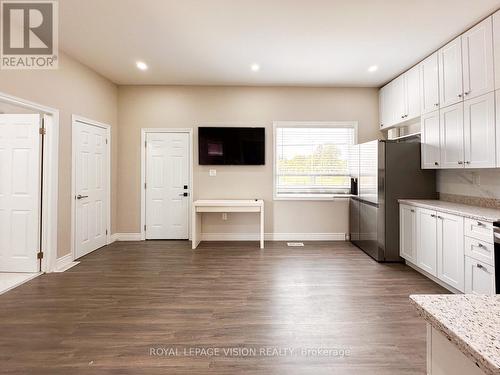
[458,93,463,98]
[477,243,485,249]
[179,193,189,197]
[458,161,463,165]
[465,161,471,165]
[410,209,415,213]
[437,216,443,219]
[430,214,436,218]
[434,103,439,107]
[477,263,486,270]
[465,91,470,95]
[477,221,484,227]
[76,194,88,200]
[434,162,439,166]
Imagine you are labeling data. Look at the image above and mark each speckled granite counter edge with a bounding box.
[409,297,498,375]
[398,200,500,222]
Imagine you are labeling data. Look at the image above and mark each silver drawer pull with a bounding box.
[477,263,485,270]
[476,221,484,227]
[477,243,485,249]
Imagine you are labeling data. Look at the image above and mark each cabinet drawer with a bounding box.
[464,256,496,295]
[464,236,495,266]
[464,218,494,243]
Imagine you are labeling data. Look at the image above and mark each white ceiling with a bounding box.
[60,0,500,87]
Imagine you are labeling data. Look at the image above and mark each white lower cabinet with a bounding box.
[436,213,465,292]
[399,203,496,294]
[416,208,438,276]
[465,256,496,294]
[400,205,417,263]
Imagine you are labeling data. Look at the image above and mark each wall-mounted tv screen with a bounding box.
[198,127,265,165]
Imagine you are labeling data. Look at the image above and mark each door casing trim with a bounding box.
[0,90,59,273]
[71,115,112,261]
[140,128,194,241]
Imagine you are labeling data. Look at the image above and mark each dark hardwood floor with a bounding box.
[0,241,446,374]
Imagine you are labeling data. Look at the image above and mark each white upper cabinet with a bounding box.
[405,65,421,120]
[436,212,465,292]
[494,11,500,89]
[462,17,495,100]
[392,75,406,123]
[440,102,464,169]
[420,52,440,115]
[421,110,441,169]
[439,37,464,108]
[464,92,496,168]
[379,84,388,129]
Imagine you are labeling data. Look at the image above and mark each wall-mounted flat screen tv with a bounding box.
[198,127,265,165]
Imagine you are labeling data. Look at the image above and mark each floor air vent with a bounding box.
[287,242,304,247]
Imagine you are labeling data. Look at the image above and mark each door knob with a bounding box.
[76,194,89,200]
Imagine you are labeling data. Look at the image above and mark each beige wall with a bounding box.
[117,86,380,236]
[0,52,118,257]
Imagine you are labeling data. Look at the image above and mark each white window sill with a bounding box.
[273,194,352,201]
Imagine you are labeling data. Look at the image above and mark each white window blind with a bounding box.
[274,122,357,198]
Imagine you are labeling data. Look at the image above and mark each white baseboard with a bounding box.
[54,254,80,273]
[201,232,346,241]
[111,232,345,242]
[112,233,143,241]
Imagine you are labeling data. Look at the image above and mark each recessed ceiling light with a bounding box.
[136,61,148,71]
[368,65,378,73]
[251,63,260,72]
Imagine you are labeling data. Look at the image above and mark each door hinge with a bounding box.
[37,252,44,259]
[39,127,46,135]
[106,229,108,235]
[144,182,147,189]
[106,138,108,145]
[144,224,146,231]
[145,141,147,148]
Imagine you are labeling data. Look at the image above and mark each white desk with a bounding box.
[192,200,264,249]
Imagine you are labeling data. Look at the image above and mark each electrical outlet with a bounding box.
[222,213,228,221]
[209,169,217,177]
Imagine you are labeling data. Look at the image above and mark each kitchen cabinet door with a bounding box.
[416,208,437,276]
[493,11,500,89]
[464,92,496,168]
[462,17,494,100]
[392,75,406,123]
[436,212,464,292]
[420,53,440,115]
[400,204,417,263]
[439,37,464,108]
[405,65,421,120]
[440,102,464,169]
[421,110,441,169]
[465,256,496,295]
[379,85,390,129]
[495,90,500,167]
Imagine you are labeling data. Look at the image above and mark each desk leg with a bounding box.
[260,206,264,249]
[192,210,201,249]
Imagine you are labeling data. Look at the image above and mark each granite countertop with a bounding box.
[410,294,500,375]
[398,199,500,222]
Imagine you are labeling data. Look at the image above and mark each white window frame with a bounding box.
[273,121,358,201]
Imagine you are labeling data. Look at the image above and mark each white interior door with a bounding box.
[75,121,109,259]
[0,114,41,272]
[146,132,189,240]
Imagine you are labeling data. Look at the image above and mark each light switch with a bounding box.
[209,169,217,177]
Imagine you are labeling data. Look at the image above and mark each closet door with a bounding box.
[439,37,464,108]
[462,17,494,100]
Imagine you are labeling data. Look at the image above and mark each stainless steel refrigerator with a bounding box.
[350,139,437,262]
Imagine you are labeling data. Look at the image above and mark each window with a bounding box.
[274,122,357,200]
